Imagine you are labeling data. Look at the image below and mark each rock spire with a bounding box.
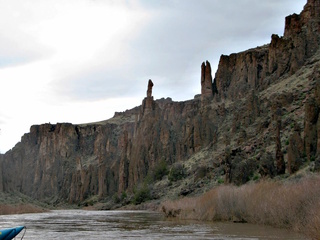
[147,79,154,98]
[141,79,155,114]
[201,61,213,103]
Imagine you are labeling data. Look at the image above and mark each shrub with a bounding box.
[112,194,120,204]
[161,175,320,239]
[168,163,185,182]
[143,173,153,185]
[310,155,315,162]
[252,173,260,181]
[194,166,207,181]
[217,177,224,184]
[153,159,169,181]
[132,185,151,205]
[302,151,307,158]
[121,191,127,201]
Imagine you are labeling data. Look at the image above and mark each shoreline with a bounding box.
[1,174,319,239]
[0,203,47,215]
[160,174,320,240]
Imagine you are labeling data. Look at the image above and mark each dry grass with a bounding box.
[161,174,320,239]
[0,203,46,215]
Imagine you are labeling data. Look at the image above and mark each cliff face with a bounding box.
[1,94,220,203]
[3,123,119,202]
[1,0,320,205]
[214,0,320,101]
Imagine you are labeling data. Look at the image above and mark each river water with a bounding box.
[0,210,307,239]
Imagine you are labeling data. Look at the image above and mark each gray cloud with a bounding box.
[55,68,146,101]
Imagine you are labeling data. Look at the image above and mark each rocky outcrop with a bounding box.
[1,80,222,203]
[307,66,320,170]
[214,46,269,101]
[258,151,276,178]
[275,119,285,175]
[147,79,153,98]
[214,0,320,101]
[224,147,258,185]
[2,123,122,203]
[142,79,155,115]
[304,97,318,160]
[201,61,214,104]
[315,70,320,171]
[287,124,304,174]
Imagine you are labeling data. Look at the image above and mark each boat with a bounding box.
[0,226,25,240]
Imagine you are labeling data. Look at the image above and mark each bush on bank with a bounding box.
[161,174,320,239]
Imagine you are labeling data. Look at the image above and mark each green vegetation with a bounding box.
[121,191,127,200]
[112,194,120,204]
[299,92,306,100]
[132,184,151,205]
[113,191,128,204]
[217,177,224,184]
[168,162,186,182]
[250,173,260,181]
[302,151,307,159]
[144,159,169,184]
[83,195,99,207]
[153,159,169,181]
[285,139,289,146]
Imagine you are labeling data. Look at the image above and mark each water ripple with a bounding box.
[0,210,307,239]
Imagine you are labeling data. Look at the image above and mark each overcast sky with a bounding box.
[0,0,306,153]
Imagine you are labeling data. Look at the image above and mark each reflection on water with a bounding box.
[0,210,307,239]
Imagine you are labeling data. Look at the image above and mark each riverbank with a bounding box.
[0,192,48,215]
[0,203,46,215]
[160,174,320,239]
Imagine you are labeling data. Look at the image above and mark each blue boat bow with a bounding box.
[0,226,25,240]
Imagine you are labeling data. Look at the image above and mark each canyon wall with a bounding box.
[1,0,320,204]
[1,92,221,203]
[214,0,320,101]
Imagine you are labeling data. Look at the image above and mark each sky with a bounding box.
[0,0,306,153]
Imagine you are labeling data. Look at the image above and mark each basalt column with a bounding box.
[201,61,214,105]
[142,79,155,114]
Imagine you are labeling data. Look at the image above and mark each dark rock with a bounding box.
[304,97,319,160]
[215,0,320,101]
[201,61,214,103]
[259,152,276,178]
[147,79,154,98]
[287,130,304,174]
[275,118,286,175]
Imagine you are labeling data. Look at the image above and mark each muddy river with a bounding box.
[0,210,308,239]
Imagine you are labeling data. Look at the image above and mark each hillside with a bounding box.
[0,0,320,212]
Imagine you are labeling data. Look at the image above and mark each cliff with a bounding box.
[214,0,320,101]
[1,0,320,206]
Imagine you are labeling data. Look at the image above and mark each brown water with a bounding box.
[0,210,308,239]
